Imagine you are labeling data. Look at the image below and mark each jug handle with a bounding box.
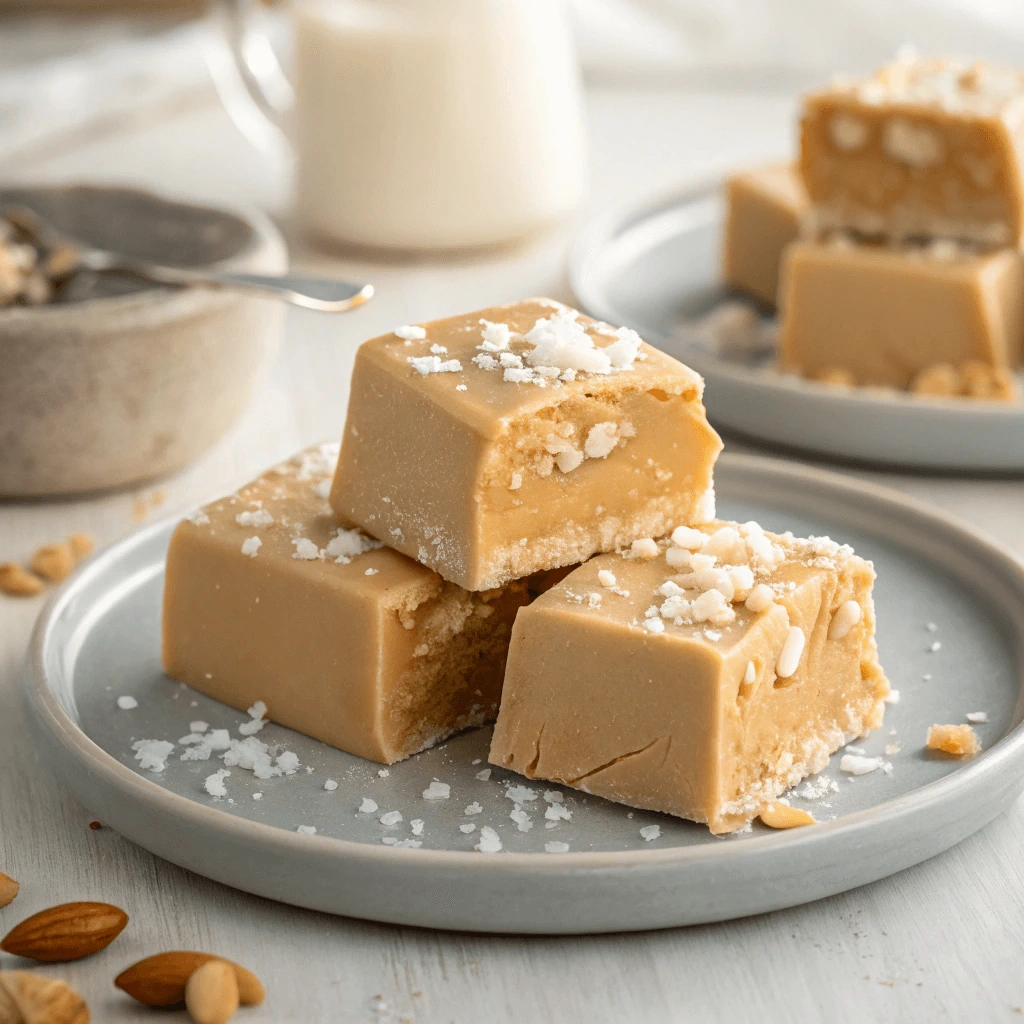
[206,0,295,162]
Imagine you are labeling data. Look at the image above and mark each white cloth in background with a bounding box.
[3,0,1024,166]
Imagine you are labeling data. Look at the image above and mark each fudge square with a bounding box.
[331,299,722,592]
[723,163,807,308]
[162,444,537,765]
[778,238,1024,390]
[489,520,890,833]
[800,56,1024,246]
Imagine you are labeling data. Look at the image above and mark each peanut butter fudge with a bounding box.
[778,238,1024,392]
[800,55,1024,245]
[489,520,889,833]
[331,299,722,591]
[162,445,538,764]
[723,163,807,307]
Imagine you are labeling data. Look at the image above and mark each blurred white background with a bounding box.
[3,0,1024,170]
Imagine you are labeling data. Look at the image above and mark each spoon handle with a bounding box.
[86,255,374,312]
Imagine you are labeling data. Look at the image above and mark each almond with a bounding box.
[29,543,75,584]
[759,804,816,829]
[114,951,264,1007]
[1,902,128,962]
[0,970,89,1024]
[0,873,18,909]
[185,960,238,1024]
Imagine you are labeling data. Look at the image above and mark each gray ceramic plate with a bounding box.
[569,183,1024,471]
[24,454,1024,934]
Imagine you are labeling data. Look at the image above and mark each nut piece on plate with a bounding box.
[115,951,264,1007]
[30,542,76,583]
[0,872,18,908]
[489,520,890,833]
[925,723,982,757]
[0,565,42,598]
[800,55,1024,245]
[723,163,808,308]
[162,445,559,765]
[331,298,722,590]
[779,239,1023,393]
[0,902,128,962]
[759,804,816,829]
[0,971,89,1024]
[185,960,239,1024]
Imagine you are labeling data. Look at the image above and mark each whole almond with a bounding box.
[1,902,128,962]
[0,873,18,909]
[185,960,238,1024]
[114,951,264,1007]
[29,543,75,584]
[0,970,89,1024]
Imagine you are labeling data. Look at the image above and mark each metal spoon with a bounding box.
[3,206,374,313]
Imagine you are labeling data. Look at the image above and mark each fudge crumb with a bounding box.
[926,724,981,757]
[324,779,339,791]
[89,821,102,830]
[296,825,317,835]
[760,804,815,829]
[0,563,43,597]
[423,781,450,800]
[359,797,378,814]
[545,841,570,854]
[116,695,138,710]
[639,825,661,842]
[474,826,502,853]
[966,712,989,724]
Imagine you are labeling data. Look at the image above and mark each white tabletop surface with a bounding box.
[2,82,1024,1023]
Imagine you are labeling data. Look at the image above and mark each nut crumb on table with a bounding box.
[926,723,981,757]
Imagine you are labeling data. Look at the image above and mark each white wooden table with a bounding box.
[2,85,1024,1023]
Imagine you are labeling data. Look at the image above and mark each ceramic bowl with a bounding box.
[0,184,287,497]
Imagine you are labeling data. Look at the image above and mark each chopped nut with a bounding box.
[925,723,981,757]
[910,362,961,397]
[812,366,857,387]
[759,804,816,829]
[0,563,43,597]
[69,533,95,562]
[30,542,75,583]
[960,360,1018,401]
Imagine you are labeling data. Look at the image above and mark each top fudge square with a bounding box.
[331,299,722,591]
[801,55,1024,245]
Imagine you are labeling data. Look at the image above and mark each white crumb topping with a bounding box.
[294,441,340,481]
[291,537,322,561]
[186,509,210,526]
[190,720,208,733]
[235,508,274,528]
[117,695,138,710]
[630,538,659,559]
[394,325,426,340]
[296,825,317,835]
[408,355,463,375]
[598,569,617,588]
[464,802,483,815]
[545,841,570,854]
[543,790,564,803]
[314,478,332,500]
[510,807,533,832]
[411,819,424,835]
[509,472,522,490]
[475,768,492,781]
[479,320,511,351]
[884,690,900,704]
[325,527,383,564]
[840,754,889,775]
[204,769,230,797]
[241,536,262,557]
[382,838,422,848]
[474,826,502,853]
[505,784,538,803]
[460,823,476,833]
[423,780,451,800]
[929,641,942,652]
[796,774,839,800]
[639,824,661,841]
[544,803,571,822]
[132,739,174,772]
[252,792,262,800]
[379,810,403,826]
[378,769,390,778]
[967,711,989,723]
[324,779,338,791]
[358,797,378,813]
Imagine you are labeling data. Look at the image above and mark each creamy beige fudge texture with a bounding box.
[723,163,807,307]
[331,299,722,591]
[800,56,1024,245]
[162,445,539,765]
[490,520,889,833]
[778,239,1024,390]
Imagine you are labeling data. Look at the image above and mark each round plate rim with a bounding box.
[567,179,1024,423]
[22,452,1024,883]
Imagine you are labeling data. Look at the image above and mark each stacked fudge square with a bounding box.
[724,53,1024,401]
[163,297,890,834]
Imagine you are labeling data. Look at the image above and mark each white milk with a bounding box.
[292,0,588,250]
